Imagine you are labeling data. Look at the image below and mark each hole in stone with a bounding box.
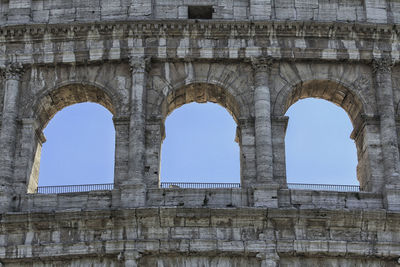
[188,6,213,19]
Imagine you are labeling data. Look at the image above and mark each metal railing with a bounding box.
[161,182,241,189]
[35,183,114,194]
[34,182,360,194]
[287,183,360,192]
[161,182,360,191]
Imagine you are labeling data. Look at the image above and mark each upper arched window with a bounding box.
[161,102,240,184]
[285,98,358,185]
[155,83,243,187]
[38,103,115,186]
[26,83,117,193]
[280,80,366,189]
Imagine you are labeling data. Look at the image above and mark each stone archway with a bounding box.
[277,79,381,192]
[34,83,116,131]
[22,83,117,194]
[144,82,255,188]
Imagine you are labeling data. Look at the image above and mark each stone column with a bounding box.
[128,56,150,185]
[0,62,24,211]
[119,56,150,207]
[373,58,400,210]
[373,58,400,183]
[252,57,276,185]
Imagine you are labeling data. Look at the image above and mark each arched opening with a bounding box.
[285,98,358,185]
[282,80,365,189]
[26,83,117,193]
[161,102,240,184]
[155,83,242,187]
[38,103,115,186]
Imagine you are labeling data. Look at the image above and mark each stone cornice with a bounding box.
[0,20,399,66]
[0,20,397,41]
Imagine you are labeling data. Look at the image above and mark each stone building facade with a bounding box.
[1,0,400,266]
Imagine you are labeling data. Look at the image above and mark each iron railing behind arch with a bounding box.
[35,183,114,194]
[287,183,360,192]
[34,182,360,194]
[160,182,241,189]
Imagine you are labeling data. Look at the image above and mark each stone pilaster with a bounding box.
[113,116,130,188]
[118,251,141,267]
[256,249,280,267]
[13,118,45,195]
[252,57,275,185]
[271,115,289,186]
[351,114,383,192]
[373,58,400,209]
[144,115,163,189]
[237,117,257,189]
[118,56,150,207]
[372,58,400,184]
[128,56,150,185]
[0,62,24,212]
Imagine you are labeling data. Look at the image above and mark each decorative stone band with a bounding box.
[237,117,255,129]
[113,116,130,125]
[2,62,24,80]
[129,56,152,74]
[372,57,393,74]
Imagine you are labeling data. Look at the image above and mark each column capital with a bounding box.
[372,57,393,74]
[129,56,151,73]
[2,62,24,80]
[250,56,275,73]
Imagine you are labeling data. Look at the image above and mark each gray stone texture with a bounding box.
[1,0,400,265]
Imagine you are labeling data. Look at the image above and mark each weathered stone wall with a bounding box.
[0,0,398,24]
[1,0,400,265]
[1,207,400,266]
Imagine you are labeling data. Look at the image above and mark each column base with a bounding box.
[253,184,279,208]
[119,184,146,208]
[384,184,400,211]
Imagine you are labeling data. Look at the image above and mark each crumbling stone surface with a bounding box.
[1,0,400,265]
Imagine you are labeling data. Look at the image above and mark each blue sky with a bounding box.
[38,98,358,186]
